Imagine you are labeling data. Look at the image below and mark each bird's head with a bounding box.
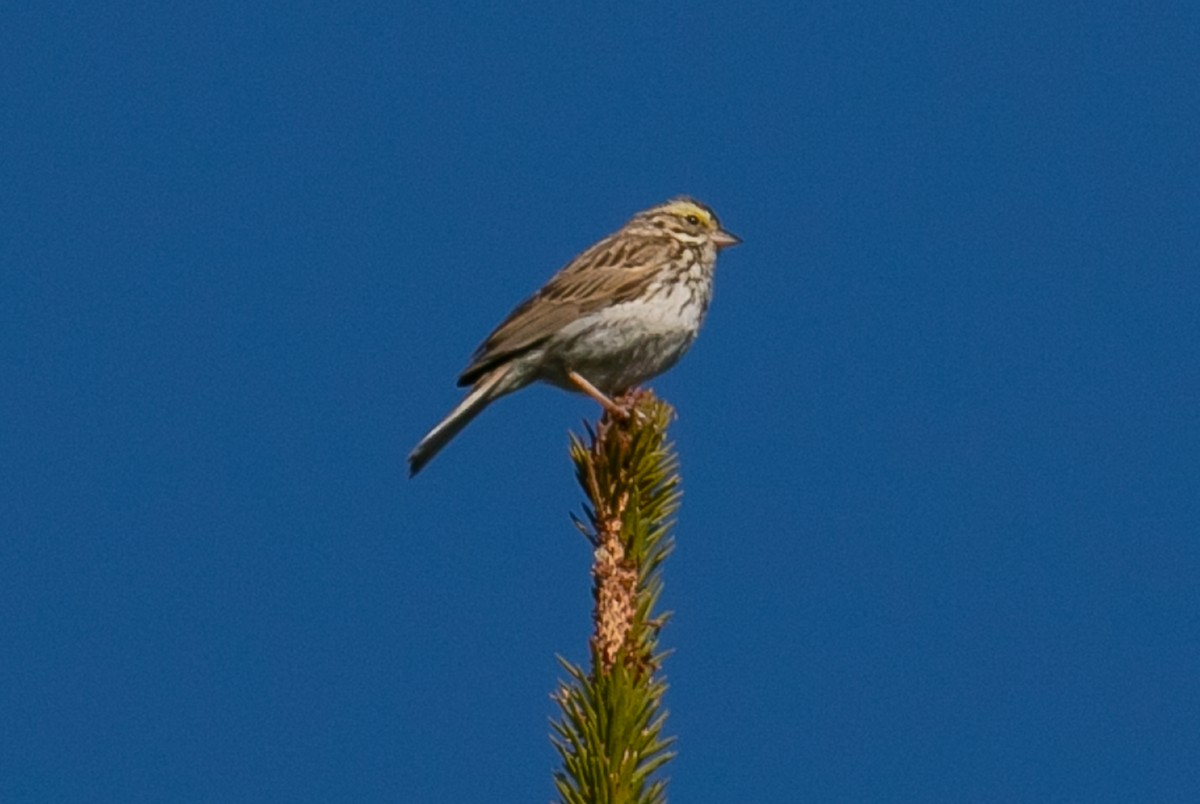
[630,197,742,250]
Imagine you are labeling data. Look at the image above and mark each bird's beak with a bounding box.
[712,229,742,250]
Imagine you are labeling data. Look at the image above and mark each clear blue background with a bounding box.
[4,2,1198,801]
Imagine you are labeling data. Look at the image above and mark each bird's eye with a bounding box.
[686,214,701,225]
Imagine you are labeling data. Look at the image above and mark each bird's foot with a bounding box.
[567,370,636,421]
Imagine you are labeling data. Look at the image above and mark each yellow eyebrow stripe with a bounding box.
[662,201,712,225]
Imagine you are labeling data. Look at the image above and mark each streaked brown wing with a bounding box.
[457,233,678,387]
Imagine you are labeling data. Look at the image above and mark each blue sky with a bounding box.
[4,2,1198,801]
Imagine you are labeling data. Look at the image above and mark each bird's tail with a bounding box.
[408,365,520,477]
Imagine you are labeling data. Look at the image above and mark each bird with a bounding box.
[408,197,740,476]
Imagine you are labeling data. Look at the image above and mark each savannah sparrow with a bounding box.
[408,197,740,476]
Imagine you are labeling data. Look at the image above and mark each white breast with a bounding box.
[539,260,715,393]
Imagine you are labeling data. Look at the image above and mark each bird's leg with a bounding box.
[567,370,630,420]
